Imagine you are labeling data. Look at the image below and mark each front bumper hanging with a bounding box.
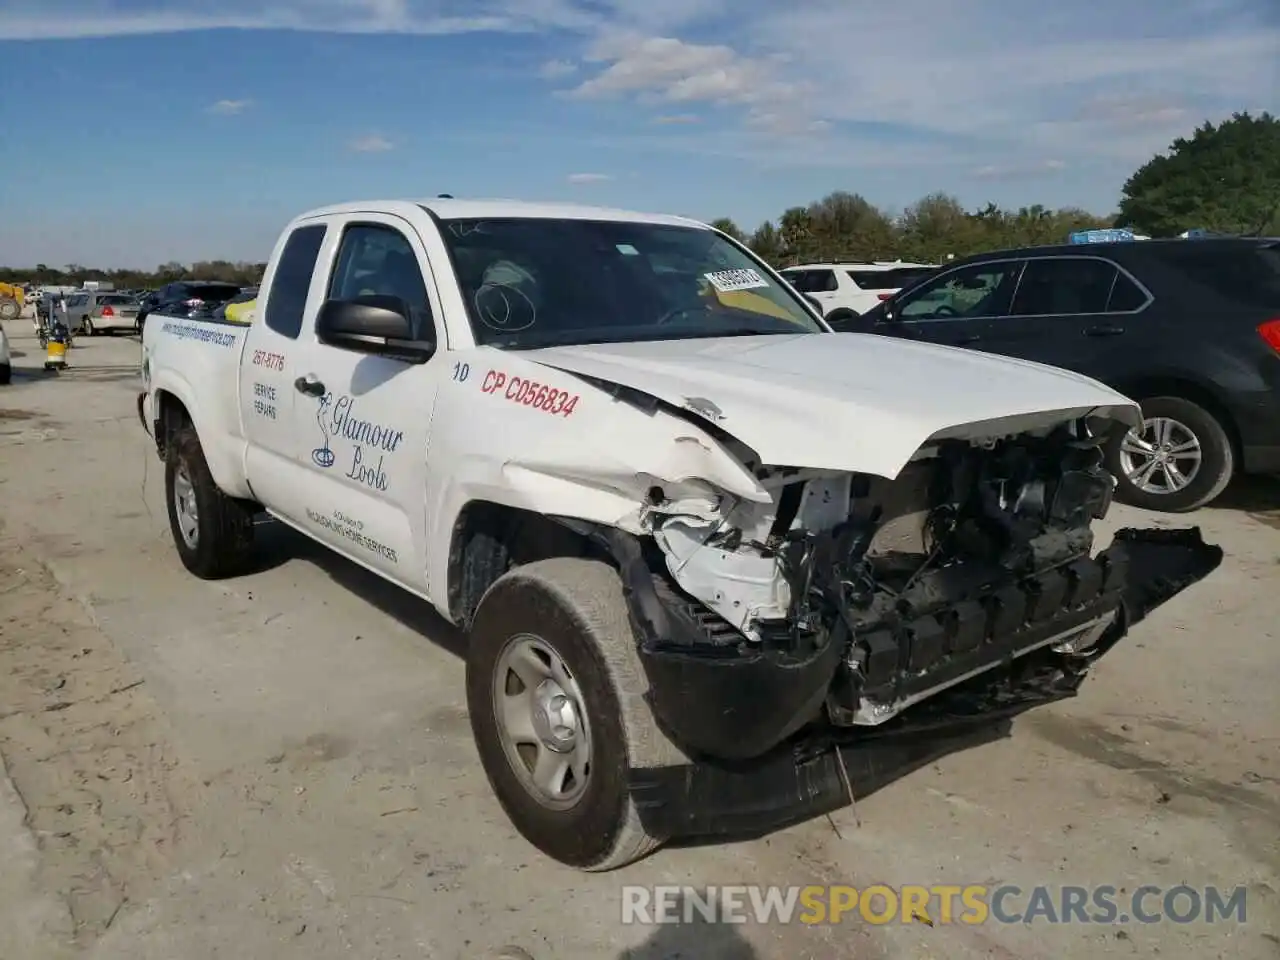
[624,526,1223,840]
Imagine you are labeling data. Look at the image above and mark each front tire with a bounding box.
[164,426,255,578]
[0,363,10,385]
[466,558,683,871]
[1105,396,1234,512]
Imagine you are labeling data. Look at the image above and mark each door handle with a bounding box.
[1085,324,1125,337]
[294,375,326,396]
[951,334,982,345]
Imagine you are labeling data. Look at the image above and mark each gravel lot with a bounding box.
[0,326,1277,960]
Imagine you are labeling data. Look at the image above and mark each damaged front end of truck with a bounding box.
[559,413,1222,840]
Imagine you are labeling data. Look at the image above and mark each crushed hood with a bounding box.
[526,333,1141,478]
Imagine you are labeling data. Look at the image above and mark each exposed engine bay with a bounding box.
[626,416,1215,763]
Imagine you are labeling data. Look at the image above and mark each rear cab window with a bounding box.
[263,224,328,339]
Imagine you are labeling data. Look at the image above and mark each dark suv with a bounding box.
[136,281,242,331]
[836,238,1280,512]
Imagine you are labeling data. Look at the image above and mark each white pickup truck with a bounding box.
[138,198,1221,871]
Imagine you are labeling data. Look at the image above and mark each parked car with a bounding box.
[138,197,1220,871]
[73,292,142,335]
[136,281,242,331]
[779,261,937,323]
[836,237,1280,512]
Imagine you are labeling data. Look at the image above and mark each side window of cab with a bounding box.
[327,224,432,339]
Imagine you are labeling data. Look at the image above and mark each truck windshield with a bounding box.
[436,217,823,349]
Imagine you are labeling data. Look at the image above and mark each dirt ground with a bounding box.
[0,326,1277,960]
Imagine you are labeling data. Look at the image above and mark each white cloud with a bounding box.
[539,58,577,78]
[5,0,1277,177]
[550,0,1277,166]
[0,2,528,40]
[741,0,1280,164]
[566,172,611,183]
[971,159,1067,180]
[207,99,251,115]
[1073,95,1191,127]
[349,134,394,152]
[564,33,820,133]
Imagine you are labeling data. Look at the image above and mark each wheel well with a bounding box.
[1113,376,1243,463]
[153,390,192,459]
[447,501,611,629]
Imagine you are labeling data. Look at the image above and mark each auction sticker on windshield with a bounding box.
[705,268,769,293]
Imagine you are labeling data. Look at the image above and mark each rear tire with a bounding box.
[83,319,96,336]
[164,426,256,578]
[466,558,683,871]
[0,298,19,322]
[0,363,10,385]
[1105,396,1234,512]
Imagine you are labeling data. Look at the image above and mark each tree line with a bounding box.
[710,194,1114,267]
[1,259,266,290]
[0,198,1115,286]
[2,112,1275,283]
[713,112,1278,266]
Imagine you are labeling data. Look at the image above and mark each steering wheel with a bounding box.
[930,304,958,318]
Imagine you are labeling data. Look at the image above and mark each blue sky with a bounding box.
[1,0,1276,268]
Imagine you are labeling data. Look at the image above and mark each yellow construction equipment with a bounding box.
[0,283,24,322]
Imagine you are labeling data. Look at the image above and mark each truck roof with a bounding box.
[295,198,711,229]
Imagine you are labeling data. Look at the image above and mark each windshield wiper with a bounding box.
[486,325,807,351]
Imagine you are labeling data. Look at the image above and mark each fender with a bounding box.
[426,474,652,618]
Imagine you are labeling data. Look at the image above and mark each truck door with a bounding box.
[286,213,448,591]
[238,222,330,519]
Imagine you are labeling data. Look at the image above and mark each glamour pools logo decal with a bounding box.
[311,392,404,490]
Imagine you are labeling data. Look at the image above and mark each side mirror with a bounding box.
[316,295,433,362]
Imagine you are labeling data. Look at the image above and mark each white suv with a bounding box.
[780,261,936,321]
